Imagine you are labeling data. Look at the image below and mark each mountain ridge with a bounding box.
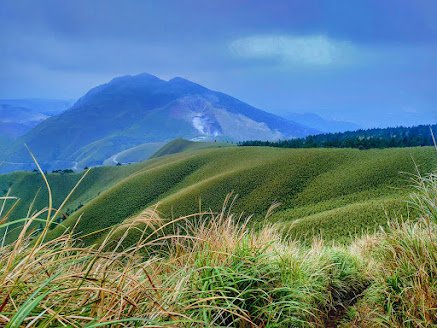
[0,99,72,138]
[284,112,361,133]
[1,73,317,173]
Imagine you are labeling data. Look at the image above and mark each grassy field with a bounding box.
[1,144,435,245]
[36,145,435,245]
[0,167,435,327]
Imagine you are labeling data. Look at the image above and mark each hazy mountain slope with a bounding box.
[0,99,72,138]
[0,104,47,138]
[0,122,33,138]
[23,146,432,245]
[3,74,316,172]
[0,135,11,153]
[0,99,73,115]
[285,112,360,133]
[0,105,48,123]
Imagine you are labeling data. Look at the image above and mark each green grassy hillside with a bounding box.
[0,139,229,242]
[38,146,435,245]
[151,138,233,158]
[0,163,150,243]
[1,167,435,327]
[102,141,166,165]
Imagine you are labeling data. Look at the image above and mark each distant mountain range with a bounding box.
[284,112,360,133]
[0,99,73,138]
[0,73,318,173]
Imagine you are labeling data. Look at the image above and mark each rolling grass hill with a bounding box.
[55,146,436,244]
[1,145,435,245]
[0,163,147,243]
[151,138,233,158]
[1,158,435,327]
[102,141,166,165]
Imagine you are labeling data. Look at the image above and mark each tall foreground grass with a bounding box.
[0,170,436,326]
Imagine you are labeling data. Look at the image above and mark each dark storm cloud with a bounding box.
[3,0,437,43]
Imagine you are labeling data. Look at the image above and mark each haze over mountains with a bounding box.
[284,112,360,133]
[0,99,72,138]
[1,73,318,173]
[1,73,434,174]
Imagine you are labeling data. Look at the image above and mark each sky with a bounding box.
[0,0,436,128]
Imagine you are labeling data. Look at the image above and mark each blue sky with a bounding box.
[0,0,436,127]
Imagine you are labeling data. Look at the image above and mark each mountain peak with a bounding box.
[109,73,161,84]
[11,74,317,171]
[168,76,208,94]
[168,76,190,83]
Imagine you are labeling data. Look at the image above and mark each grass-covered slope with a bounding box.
[1,170,435,327]
[0,139,228,236]
[103,141,166,165]
[0,163,149,243]
[151,138,233,158]
[47,146,436,244]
